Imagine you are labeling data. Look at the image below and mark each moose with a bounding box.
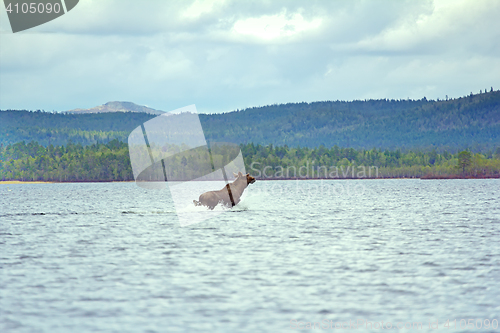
[193,171,256,210]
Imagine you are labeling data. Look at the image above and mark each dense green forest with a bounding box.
[2,89,499,151]
[0,111,152,146]
[2,90,498,181]
[1,141,499,182]
[204,90,500,151]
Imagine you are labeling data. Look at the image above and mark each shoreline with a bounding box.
[0,180,55,184]
[421,174,500,179]
[1,176,498,184]
[0,180,135,184]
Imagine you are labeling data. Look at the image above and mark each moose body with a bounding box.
[193,172,256,210]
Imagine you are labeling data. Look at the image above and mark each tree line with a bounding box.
[2,88,499,151]
[1,141,499,182]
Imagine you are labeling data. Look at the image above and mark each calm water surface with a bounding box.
[1,180,499,332]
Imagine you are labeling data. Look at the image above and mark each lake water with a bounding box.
[1,180,499,332]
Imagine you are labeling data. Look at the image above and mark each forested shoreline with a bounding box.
[2,91,498,182]
[1,140,499,182]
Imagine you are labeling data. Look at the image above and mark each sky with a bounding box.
[1,0,500,114]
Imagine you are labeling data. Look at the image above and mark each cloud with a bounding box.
[232,10,322,41]
[1,0,499,113]
[181,0,228,20]
[354,0,500,54]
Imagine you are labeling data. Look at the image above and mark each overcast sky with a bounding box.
[1,0,500,113]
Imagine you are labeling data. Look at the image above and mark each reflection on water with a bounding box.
[1,180,499,332]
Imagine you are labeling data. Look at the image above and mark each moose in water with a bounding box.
[193,171,256,210]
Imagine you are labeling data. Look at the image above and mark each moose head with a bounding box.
[233,171,256,185]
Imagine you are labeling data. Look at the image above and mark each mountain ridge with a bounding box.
[1,90,499,152]
[66,101,164,115]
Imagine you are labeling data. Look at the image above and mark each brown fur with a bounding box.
[193,171,256,210]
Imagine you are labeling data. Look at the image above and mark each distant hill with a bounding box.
[1,90,499,152]
[200,91,500,152]
[66,101,164,115]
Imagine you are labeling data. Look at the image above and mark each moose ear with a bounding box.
[246,173,250,176]
[238,171,243,176]
[233,172,238,177]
